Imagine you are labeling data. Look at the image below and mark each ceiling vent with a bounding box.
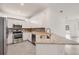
[60,10,63,13]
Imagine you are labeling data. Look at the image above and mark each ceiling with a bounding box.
[1,3,79,20]
[0,3,48,19]
[49,3,79,20]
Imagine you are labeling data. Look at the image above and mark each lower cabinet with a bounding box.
[7,32,13,44]
[23,31,32,41]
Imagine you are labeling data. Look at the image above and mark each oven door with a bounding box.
[14,33,22,39]
[13,33,23,43]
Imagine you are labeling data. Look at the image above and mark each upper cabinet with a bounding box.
[7,18,27,28]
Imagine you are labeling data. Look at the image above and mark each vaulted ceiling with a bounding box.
[0,3,48,19]
[1,3,79,20]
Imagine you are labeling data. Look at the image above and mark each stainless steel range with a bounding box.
[12,25,23,44]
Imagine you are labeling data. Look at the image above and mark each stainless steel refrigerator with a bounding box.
[0,17,8,55]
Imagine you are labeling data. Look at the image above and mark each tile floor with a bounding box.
[7,41,36,55]
[7,39,79,55]
[36,44,79,55]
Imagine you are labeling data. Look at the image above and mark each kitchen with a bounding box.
[0,3,79,55]
[3,4,51,54]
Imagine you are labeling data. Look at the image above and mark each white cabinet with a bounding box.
[7,18,27,28]
[23,31,32,42]
[7,32,13,44]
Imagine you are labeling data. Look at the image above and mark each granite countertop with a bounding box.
[32,32,50,35]
[35,39,78,44]
[35,33,78,44]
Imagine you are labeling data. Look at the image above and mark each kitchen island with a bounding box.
[34,32,79,55]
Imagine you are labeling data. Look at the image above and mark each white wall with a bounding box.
[47,5,79,38]
[29,8,50,28]
[48,7,66,37]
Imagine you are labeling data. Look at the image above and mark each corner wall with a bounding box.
[29,7,66,38]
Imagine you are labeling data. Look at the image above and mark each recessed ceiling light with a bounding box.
[20,3,24,6]
[25,19,28,21]
[60,10,63,13]
[4,16,8,18]
[30,20,38,24]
